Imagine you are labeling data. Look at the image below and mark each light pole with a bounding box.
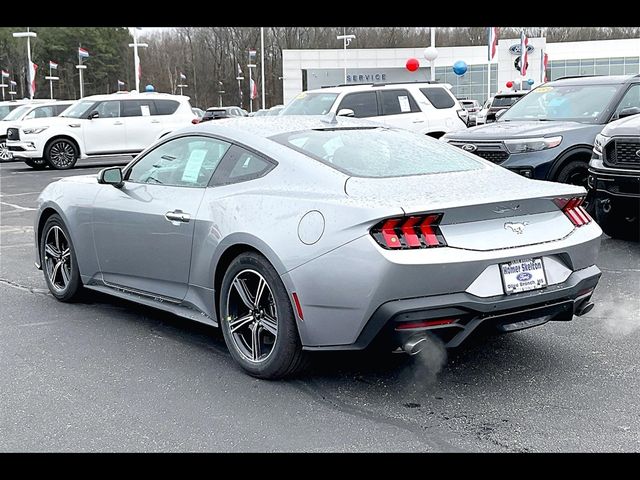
[128,28,148,92]
[217,81,224,107]
[336,33,355,84]
[12,28,37,99]
[260,27,266,110]
[236,74,244,109]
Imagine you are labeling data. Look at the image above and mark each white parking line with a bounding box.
[0,191,41,197]
[0,201,36,211]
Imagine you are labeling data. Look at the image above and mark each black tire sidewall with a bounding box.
[219,252,302,379]
[556,160,589,187]
[40,214,82,301]
[45,139,78,170]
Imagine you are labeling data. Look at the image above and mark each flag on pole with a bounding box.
[542,53,548,82]
[28,61,38,98]
[9,80,16,86]
[250,77,258,100]
[488,27,498,61]
[1,70,9,78]
[520,31,529,76]
[78,47,90,58]
[49,61,58,70]
[118,80,125,87]
[179,72,186,80]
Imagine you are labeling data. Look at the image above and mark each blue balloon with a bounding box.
[452,60,468,76]
[145,84,155,92]
[527,78,535,85]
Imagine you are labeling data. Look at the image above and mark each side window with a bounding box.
[210,145,275,186]
[614,84,640,117]
[154,100,179,115]
[54,104,70,115]
[121,99,157,117]
[126,136,231,187]
[337,91,378,118]
[379,89,420,115]
[94,101,120,118]
[419,87,456,109]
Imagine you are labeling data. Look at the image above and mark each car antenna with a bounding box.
[320,112,338,125]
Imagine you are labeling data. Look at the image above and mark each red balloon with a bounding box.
[506,81,514,88]
[406,58,420,72]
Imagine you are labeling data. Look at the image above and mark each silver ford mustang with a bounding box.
[34,116,603,379]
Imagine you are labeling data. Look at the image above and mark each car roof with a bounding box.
[308,82,452,94]
[184,115,380,139]
[78,92,190,102]
[546,74,639,86]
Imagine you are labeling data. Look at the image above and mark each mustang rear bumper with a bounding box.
[303,265,601,351]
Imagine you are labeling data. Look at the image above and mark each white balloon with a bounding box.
[423,47,438,61]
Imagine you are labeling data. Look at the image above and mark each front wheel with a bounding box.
[0,136,12,161]
[25,158,48,170]
[556,160,589,188]
[40,214,83,301]
[219,252,307,379]
[45,139,78,170]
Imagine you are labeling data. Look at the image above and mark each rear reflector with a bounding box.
[371,214,446,249]
[395,318,456,330]
[292,292,304,321]
[553,196,592,227]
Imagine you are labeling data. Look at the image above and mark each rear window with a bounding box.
[492,95,522,107]
[419,87,456,109]
[280,92,338,115]
[272,127,483,178]
[122,99,157,117]
[155,99,179,115]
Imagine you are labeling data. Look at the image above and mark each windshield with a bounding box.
[60,100,95,118]
[280,92,339,115]
[492,95,523,108]
[272,127,483,178]
[501,84,620,123]
[2,104,31,121]
[0,105,19,120]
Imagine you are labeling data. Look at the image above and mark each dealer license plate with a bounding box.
[500,257,547,295]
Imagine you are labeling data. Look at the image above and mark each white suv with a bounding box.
[0,100,73,161]
[7,92,196,169]
[280,82,467,137]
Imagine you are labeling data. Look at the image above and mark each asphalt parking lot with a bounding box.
[1,157,639,452]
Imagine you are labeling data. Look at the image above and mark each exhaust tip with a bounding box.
[403,336,427,356]
[576,301,595,317]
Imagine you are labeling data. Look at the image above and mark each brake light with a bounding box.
[191,118,200,124]
[395,318,456,330]
[371,214,447,249]
[553,196,592,227]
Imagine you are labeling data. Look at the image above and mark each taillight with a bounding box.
[191,118,200,124]
[553,196,592,227]
[371,214,447,249]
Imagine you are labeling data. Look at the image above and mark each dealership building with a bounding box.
[282,37,640,104]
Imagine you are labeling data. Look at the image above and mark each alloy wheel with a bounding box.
[0,140,12,161]
[44,225,72,292]
[49,141,76,168]
[225,269,278,363]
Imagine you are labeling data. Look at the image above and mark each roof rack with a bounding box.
[554,74,601,80]
[320,80,442,89]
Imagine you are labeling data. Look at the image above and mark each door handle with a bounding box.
[412,120,425,123]
[151,119,161,124]
[113,121,124,125]
[165,210,191,224]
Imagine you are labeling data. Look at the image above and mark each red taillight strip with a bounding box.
[371,214,446,249]
[401,216,422,247]
[395,318,456,330]
[554,196,592,227]
[292,292,304,321]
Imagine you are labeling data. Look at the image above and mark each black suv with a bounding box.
[485,91,528,123]
[442,75,640,199]
[589,113,640,240]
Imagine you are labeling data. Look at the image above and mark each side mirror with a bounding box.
[616,106,640,120]
[337,108,355,117]
[495,109,507,120]
[98,167,124,188]
[88,110,99,120]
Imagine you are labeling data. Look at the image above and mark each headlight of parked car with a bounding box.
[22,127,49,135]
[593,133,609,157]
[504,136,562,154]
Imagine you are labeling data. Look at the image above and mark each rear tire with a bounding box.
[40,214,83,301]
[45,138,78,170]
[219,252,307,379]
[25,158,48,170]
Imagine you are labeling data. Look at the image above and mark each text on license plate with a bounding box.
[500,257,547,295]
